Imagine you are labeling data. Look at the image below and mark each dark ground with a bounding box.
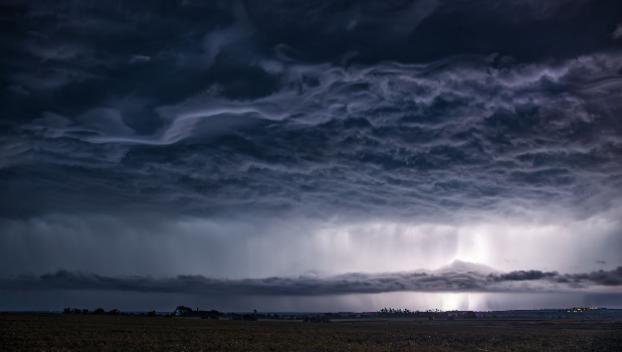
[1,314,621,351]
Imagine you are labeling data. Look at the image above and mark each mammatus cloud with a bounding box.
[1,262,620,296]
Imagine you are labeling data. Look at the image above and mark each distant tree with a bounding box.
[93,308,105,315]
[174,306,193,316]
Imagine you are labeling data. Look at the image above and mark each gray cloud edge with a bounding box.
[1,266,620,296]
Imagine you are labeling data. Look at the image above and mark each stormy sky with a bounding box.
[1,0,621,311]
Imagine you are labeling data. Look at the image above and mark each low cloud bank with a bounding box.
[2,264,620,296]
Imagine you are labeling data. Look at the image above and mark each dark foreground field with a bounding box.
[1,315,621,352]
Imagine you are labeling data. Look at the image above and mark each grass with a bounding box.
[1,314,621,351]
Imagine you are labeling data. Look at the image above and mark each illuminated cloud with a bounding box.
[1,0,621,310]
[1,262,620,296]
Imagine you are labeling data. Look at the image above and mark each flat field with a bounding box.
[1,314,621,351]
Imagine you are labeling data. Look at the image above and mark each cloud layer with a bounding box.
[1,0,621,219]
[1,1,621,309]
[1,261,620,297]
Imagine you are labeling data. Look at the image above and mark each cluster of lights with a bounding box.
[566,307,600,313]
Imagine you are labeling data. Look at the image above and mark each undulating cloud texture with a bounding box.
[1,0,621,310]
[2,262,621,296]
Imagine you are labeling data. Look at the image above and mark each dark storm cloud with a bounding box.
[245,0,622,62]
[1,265,620,296]
[2,1,622,312]
[1,0,621,220]
[3,54,622,218]
[492,270,558,282]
